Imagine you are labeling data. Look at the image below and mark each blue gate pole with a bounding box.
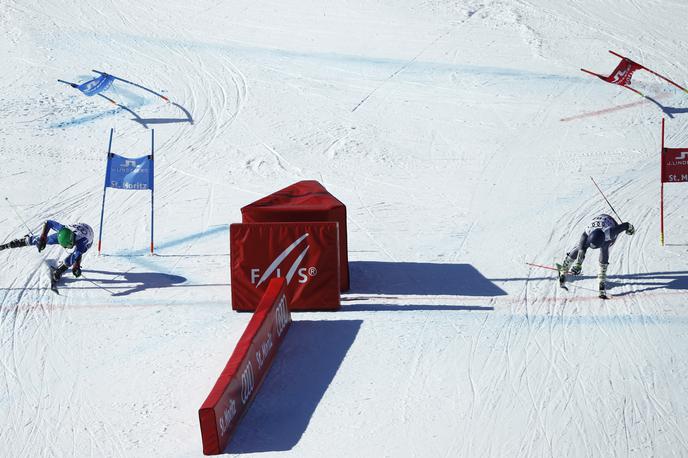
[98,128,114,254]
[150,129,155,254]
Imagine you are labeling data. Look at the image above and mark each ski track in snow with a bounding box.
[2,0,688,456]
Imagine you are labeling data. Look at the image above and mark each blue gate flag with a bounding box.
[105,153,154,190]
[98,128,156,254]
[77,74,115,96]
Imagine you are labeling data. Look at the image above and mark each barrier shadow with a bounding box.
[349,261,506,296]
[227,319,362,453]
[340,303,494,312]
[62,269,186,296]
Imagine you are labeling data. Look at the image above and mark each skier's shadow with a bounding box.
[498,269,688,297]
[543,270,688,296]
[63,269,186,296]
[607,270,688,297]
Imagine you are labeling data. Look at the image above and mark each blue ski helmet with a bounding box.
[57,227,75,248]
[588,229,605,249]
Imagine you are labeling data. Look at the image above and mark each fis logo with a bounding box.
[611,68,628,84]
[610,62,633,85]
[250,233,318,287]
[675,151,688,161]
[123,159,138,168]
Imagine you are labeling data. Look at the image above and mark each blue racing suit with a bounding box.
[31,220,94,267]
[566,214,631,264]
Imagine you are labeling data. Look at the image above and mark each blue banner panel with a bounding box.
[77,74,115,96]
[105,154,153,190]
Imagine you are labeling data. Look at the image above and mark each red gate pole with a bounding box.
[660,118,665,246]
[643,66,688,94]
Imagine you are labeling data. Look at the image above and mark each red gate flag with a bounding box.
[582,50,688,98]
[230,222,341,311]
[199,278,292,455]
[601,57,642,87]
[241,180,349,291]
[660,118,688,245]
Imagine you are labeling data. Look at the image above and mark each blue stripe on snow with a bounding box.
[69,31,583,84]
[112,224,228,274]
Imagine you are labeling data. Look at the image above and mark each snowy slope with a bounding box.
[1,0,688,456]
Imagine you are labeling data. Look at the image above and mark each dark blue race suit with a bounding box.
[30,220,94,267]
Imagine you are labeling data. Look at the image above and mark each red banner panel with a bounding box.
[199,278,292,455]
[241,180,349,291]
[231,222,341,311]
[604,58,642,87]
[662,147,688,183]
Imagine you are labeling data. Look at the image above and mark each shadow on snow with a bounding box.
[337,261,503,312]
[348,261,506,296]
[130,101,194,128]
[512,269,688,296]
[645,96,688,118]
[227,319,362,453]
[62,269,187,296]
[608,270,688,297]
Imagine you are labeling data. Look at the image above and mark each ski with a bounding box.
[528,262,609,297]
[525,262,559,272]
[563,281,612,299]
[48,266,60,294]
[44,261,60,294]
[599,282,609,300]
[555,263,568,290]
[526,262,576,276]
[525,262,568,289]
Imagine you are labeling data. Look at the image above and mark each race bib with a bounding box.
[585,215,615,241]
[585,215,614,231]
[70,224,94,249]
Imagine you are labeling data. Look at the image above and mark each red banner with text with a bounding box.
[198,278,292,455]
[662,147,688,183]
[230,222,341,311]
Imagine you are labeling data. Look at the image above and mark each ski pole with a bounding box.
[525,262,559,272]
[590,176,623,221]
[80,273,116,295]
[4,197,36,236]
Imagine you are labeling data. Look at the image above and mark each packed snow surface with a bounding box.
[2,0,688,456]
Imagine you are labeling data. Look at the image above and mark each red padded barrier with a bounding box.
[199,278,292,455]
[241,180,349,291]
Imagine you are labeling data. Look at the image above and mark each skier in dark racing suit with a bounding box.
[559,214,635,297]
[1,220,94,282]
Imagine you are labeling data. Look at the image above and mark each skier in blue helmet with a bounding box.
[1,220,94,282]
[558,214,635,298]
